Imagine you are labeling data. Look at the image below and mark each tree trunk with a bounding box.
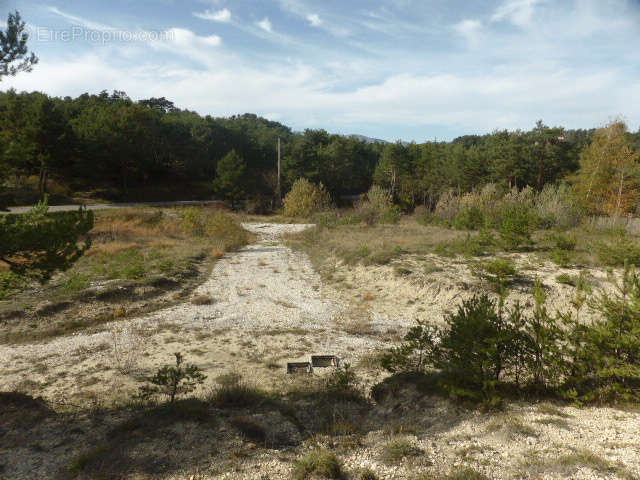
[38,166,48,198]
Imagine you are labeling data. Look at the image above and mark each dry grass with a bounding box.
[286,219,466,272]
[191,295,215,306]
[485,414,538,439]
[519,448,636,479]
[0,206,251,343]
[108,325,146,375]
[286,211,640,274]
[380,437,424,465]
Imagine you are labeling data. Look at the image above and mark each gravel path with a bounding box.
[144,222,338,330]
[0,222,342,392]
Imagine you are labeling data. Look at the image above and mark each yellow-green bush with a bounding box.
[355,185,400,225]
[181,208,248,250]
[283,178,332,218]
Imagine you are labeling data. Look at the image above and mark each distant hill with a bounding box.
[348,134,412,146]
[347,134,388,144]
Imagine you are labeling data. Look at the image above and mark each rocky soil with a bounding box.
[0,223,638,480]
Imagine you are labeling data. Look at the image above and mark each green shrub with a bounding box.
[434,185,501,226]
[379,266,640,405]
[181,207,206,236]
[522,281,564,388]
[380,204,401,224]
[0,270,27,300]
[563,265,640,403]
[292,450,345,480]
[324,364,364,402]
[472,258,517,293]
[499,203,535,250]
[0,198,94,281]
[381,320,438,374]
[437,295,512,397]
[454,206,485,230]
[553,233,577,251]
[283,178,332,218]
[137,352,206,404]
[477,229,496,246]
[593,230,640,266]
[481,258,517,277]
[556,273,576,286]
[432,184,584,234]
[557,272,590,290]
[551,248,573,267]
[380,292,560,402]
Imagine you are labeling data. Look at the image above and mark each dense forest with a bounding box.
[1,88,640,210]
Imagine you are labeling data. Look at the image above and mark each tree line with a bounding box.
[2,88,640,210]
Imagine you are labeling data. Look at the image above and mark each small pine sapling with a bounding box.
[138,352,206,403]
[381,320,439,374]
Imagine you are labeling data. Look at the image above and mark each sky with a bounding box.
[2,0,640,141]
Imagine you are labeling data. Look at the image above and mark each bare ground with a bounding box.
[1,223,639,480]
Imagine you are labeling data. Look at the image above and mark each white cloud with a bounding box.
[5,45,632,140]
[453,19,482,46]
[193,8,231,22]
[256,17,273,33]
[491,0,545,27]
[48,6,117,32]
[144,28,223,68]
[8,1,640,140]
[166,28,221,47]
[306,14,322,27]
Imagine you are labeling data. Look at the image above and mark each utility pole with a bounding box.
[276,137,281,204]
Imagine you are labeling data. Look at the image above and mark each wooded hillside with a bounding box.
[1,89,639,210]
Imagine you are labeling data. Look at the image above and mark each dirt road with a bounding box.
[0,200,222,215]
[1,223,383,402]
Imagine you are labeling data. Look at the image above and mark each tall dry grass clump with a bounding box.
[535,184,584,229]
[431,183,583,231]
[91,209,181,244]
[181,208,248,251]
[355,185,400,225]
[109,325,146,375]
[434,184,502,228]
[283,178,332,218]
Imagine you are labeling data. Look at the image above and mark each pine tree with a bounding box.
[213,149,246,209]
[0,11,38,79]
[0,198,94,281]
[566,265,640,404]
